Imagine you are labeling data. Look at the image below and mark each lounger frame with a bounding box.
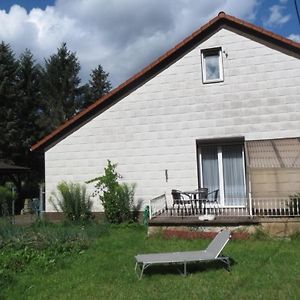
[135,229,231,279]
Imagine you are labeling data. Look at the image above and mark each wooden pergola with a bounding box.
[0,161,30,175]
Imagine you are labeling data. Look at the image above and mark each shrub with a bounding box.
[50,181,93,222]
[87,160,136,224]
[116,183,136,223]
[0,184,14,217]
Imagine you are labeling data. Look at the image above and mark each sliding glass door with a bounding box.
[199,143,246,206]
[201,145,220,201]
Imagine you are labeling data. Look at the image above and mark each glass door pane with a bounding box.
[222,145,246,206]
[201,145,219,201]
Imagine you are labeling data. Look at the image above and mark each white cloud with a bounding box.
[288,33,300,42]
[263,5,291,27]
[0,0,259,86]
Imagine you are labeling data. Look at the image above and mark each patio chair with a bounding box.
[206,189,219,215]
[135,229,231,279]
[171,189,192,215]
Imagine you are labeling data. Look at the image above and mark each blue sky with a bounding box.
[255,0,300,37]
[0,0,55,11]
[0,0,299,85]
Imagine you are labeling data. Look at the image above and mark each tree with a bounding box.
[0,42,19,162]
[39,43,81,134]
[77,65,112,110]
[88,65,111,102]
[15,49,42,156]
[0,45,44,212]
[14,49,44,201]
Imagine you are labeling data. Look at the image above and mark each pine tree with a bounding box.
[1,48,44,211]
[14,49,42,157]
[0,45,43,212]
[0,41,19,162]
[89,65,111,102]
[15,49,44,189]
[3,49,43,166]
[39,43,81,134]
[78,65,112,110]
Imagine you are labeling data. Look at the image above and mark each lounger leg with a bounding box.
[140,264,145,279]
[184,262,187,276]
[135,262,144,279]
[223,257,230,271]
[136,263,151,279]
[225,257,231,271]
[218,256,231,272]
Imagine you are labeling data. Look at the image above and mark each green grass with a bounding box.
[1,223,300,300]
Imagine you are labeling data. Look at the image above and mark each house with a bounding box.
[32,12,300,234]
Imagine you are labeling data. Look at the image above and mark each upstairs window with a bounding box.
[201,48,223,83]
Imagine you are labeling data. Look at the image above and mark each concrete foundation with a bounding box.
[148,218,300,238]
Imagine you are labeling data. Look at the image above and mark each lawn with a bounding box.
[1,223,300,300]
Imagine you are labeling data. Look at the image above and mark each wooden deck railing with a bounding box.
[149,196,300,219]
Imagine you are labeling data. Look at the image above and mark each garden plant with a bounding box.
[87,160,136,224]
[50,181,93,222]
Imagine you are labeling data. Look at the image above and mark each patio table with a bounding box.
[182,190,208,214]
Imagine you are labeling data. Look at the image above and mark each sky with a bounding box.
[0,0,299,87]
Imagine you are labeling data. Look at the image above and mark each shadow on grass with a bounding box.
[139,258,236,278]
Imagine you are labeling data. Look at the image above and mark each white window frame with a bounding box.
[201,47,224,83]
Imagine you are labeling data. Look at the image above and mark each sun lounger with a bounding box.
[135,229,231,279]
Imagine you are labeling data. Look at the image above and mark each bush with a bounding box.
[0,184,14,217]
[116,183,136,223]
[50,181,93,222]
[87,160,136,224]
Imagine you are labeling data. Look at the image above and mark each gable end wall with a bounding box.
[45,28,300,212]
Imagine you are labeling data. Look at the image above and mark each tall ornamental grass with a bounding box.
[50,181,93,222]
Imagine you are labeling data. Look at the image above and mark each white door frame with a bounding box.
[198,144,247,207]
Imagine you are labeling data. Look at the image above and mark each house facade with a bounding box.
[32,13,300,223]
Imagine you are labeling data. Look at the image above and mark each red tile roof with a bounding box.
[31,12,300,152]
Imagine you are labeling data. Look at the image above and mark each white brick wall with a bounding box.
[45,28,300,212]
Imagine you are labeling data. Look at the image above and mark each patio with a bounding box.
[148,193,300,225]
